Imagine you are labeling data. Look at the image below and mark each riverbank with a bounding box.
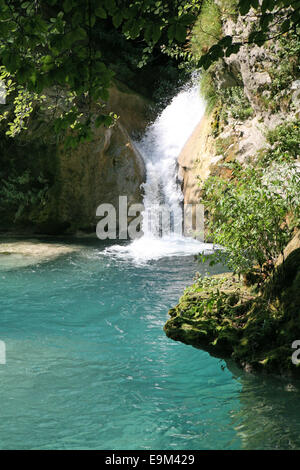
[164,233,300,379]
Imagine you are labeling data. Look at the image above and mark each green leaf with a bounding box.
[73,27,87,41]
[209,44,224,60]
[71,10,82,27]
[151,24,162,43]
[90,14,96,27]
[249,31,266,45]
[239,0,251,15]
[175,24,187,42]
[112,12,123,28]
[254,31,267,46]
[281,19,290,33]
[95,115,105,127]
[260,13,272,30]
[95,6,107,19]
[63,0,73,13]
[167,24,176,40]
[291,9,300,24]
[199,54,211,70]
[105,0,117,15]
[225,43,241,56]
[129,22,142,39]
[261,0,273,13]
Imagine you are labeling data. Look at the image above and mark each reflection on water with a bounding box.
[227,361,300,449]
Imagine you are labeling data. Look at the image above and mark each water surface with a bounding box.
[0,240,299,450]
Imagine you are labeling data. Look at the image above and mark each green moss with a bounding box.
[164,249,300,378]
[219,86,253,122]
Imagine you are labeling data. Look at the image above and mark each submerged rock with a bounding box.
[0,239,81,268]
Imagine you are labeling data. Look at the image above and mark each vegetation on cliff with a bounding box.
[165,0,300,377]
[198,0,300,70]
[201,144,300,278]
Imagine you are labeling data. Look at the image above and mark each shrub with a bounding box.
[200,66,219,112]
[200,162,300,279]
[0,170,50,222]
[260,119,300,165]
[219,86,253,122]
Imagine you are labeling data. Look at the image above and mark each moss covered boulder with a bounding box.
[164,235,300,378]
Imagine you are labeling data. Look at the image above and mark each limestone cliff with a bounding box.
[165,231,300,378]
[178,113,216,205]
[179,10,300,208]
[53,84,149,235]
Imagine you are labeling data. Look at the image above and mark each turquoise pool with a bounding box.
[0,240,299,450]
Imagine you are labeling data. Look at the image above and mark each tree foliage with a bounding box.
[0,0,202,143]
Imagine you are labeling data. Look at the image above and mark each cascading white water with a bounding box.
[105,77,214,262]
[136,76,206,238]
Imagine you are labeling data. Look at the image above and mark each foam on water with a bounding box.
[105,236,215,263]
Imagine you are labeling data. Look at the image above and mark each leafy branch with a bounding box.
[198,0,300,69]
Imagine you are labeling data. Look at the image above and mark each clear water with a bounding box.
[0,240,300,450]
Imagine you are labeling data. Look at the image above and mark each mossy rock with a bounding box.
[164,252,300,378]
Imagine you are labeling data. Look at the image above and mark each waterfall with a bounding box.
[135,76,206,238]
[104,77,214,262]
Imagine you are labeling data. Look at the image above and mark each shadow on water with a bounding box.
[225,360,300,450]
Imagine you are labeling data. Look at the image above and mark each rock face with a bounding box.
[45,83,151,235]
[0,83,151,235]
[178,113,216,204]
[276,230,300,266]
[179,10,300,208]
[55,113,147,235]
[168,7,300,378]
